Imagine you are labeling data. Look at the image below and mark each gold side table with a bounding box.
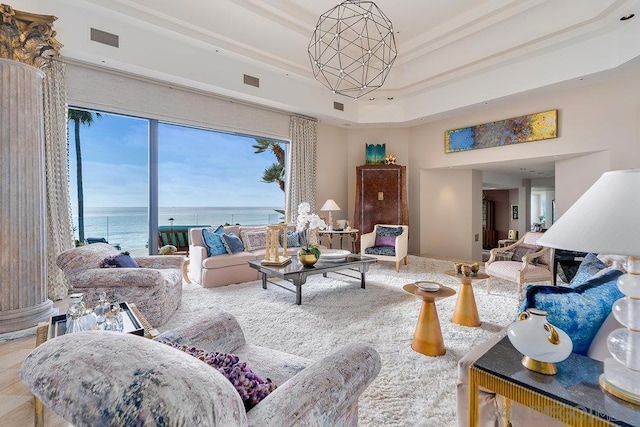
[445,270,488,327]
[403,283,455,357]
[469,336,638,426]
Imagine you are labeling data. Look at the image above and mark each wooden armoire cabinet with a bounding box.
[354,164,409,237]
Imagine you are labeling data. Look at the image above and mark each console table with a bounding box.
[469,336,640,426]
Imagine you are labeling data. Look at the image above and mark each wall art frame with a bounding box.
[444,109,558,153]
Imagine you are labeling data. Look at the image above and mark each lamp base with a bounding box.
[599,374,640,406]
[521,356,557,375]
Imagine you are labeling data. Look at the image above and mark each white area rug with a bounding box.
[159,256,522,427]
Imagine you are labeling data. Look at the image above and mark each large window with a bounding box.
[68,108,287,253]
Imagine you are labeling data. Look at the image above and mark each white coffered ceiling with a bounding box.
[35,0,640,127]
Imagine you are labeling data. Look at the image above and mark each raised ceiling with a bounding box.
[33,0,640,128]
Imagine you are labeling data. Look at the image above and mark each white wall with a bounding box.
[393,71,640,259]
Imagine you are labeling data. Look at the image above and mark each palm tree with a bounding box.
[68,108,101,243]
[252,138,286,191]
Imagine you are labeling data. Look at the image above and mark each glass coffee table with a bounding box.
[248,254,377,305]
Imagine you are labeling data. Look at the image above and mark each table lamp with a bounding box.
[536,169,640,405]
[320,199,341,231]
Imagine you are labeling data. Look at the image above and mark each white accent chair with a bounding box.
[484,232,554,297]
[360,224,409,272]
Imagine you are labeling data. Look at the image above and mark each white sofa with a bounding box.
[188,225,308,288]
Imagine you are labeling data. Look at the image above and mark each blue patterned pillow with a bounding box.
[202,226,226,257]
[521,269,624,355]
[569,253,607,286]
[365,246,396,256]
[280,230,302,248]
[221,233,245,254]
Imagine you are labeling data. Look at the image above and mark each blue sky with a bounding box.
[68,111,286,209]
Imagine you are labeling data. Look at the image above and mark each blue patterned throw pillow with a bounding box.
[569,253,607,286]
[100,252,139,268]
[202,226,226,257]
[279,230,301,248]
[221,232,245,254]
[521,269,624,355]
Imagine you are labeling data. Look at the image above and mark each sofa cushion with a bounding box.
[376,226,403,237]
[202,251,257,269]
[221,233,245,254]
[569,253,608,286]
[521,269,624,355]
[100,252,139,268]
[202,227,226,257]
[365,246,396,256]
[161,341,277,410]
[510,244,540,263]
[241,229,269,252]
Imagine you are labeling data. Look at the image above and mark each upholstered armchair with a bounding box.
[21,311,382,426]
[360,224,409,272]
[484,232,554,297]
[56,243,184,326]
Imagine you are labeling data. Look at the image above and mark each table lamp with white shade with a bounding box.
[536,168,640,405]
[320,199,341,231]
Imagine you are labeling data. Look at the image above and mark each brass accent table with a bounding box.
[403,283,456,357]
[445,270,489,327]
[469,336,640,426]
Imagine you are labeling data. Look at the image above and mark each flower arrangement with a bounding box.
[296,202,326,258]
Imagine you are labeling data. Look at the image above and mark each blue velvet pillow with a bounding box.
[221,232,245,254]
[101,252,139,268]
[202,226,226,257]
[569,253,607,286]
[521,269,624,355]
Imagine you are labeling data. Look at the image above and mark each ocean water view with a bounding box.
[76,206,284,252]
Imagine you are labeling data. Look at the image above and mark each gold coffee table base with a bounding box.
[403,283,455,357]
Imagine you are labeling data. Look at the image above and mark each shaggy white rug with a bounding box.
[159,256,522,426]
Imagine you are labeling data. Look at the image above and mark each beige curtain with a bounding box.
[43,59,74,300]
[285,116,318,223]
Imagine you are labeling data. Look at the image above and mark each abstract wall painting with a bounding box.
[444,109,558,153]
[365,143,386,164]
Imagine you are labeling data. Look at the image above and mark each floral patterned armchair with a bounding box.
[21,310,381,426]
[56,243,184,326]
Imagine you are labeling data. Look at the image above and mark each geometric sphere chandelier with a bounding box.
[308,1,397,99]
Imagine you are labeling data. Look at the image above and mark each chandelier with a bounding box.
[308,1,397,99]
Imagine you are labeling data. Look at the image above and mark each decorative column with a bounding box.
[0,58,56,332]
[0,5,63,332]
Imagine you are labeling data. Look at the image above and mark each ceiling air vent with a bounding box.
[243,74,259,88]
[90,28,119,48]
[333,101,344,111]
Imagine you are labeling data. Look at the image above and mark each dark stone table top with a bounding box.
[474,336,640,426]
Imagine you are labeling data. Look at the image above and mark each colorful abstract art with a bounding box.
[444,109,558,153]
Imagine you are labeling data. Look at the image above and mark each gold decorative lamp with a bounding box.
[537,169,640,405]
[320,199,341,231]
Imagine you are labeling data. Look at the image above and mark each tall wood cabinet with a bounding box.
[354,164,409,237]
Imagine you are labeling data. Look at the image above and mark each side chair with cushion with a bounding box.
[56,243,184,326]
[360,224,409,272]
[484,231,554,298]
[21,310,382,426]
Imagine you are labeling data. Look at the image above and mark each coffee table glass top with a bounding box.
[249,254,375,273]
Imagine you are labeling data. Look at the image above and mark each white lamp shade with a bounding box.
[537,169,640,256]
[320,199,341,212]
